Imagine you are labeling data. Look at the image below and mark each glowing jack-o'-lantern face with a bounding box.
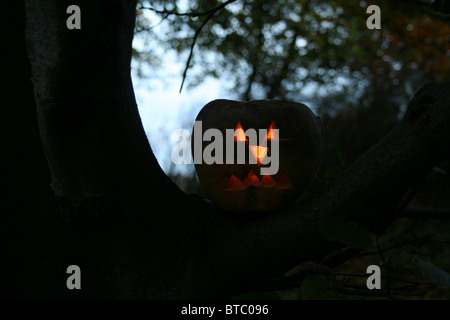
[226,120,290,190]
[192,99,324,212]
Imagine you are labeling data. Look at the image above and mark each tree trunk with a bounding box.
[1,1,71,299]
[2,1,449,299]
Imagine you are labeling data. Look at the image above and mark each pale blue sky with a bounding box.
[131,25,229,175]
[131,6,243,176]
[133,73,224,174]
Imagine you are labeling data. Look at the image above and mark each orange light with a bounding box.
[234,121,247,142]
[244,170,260,187]
[266,121,278,140]
[225,174,246,190]
[277,174,291,189]
[249,145,268,165]
[226,171,291,190]
[261,174,277,187]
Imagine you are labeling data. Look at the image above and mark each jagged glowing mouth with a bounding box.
[225,170,291,190]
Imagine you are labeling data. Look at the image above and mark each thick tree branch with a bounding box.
[2,1,70,299]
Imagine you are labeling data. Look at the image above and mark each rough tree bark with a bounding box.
[2,0,449,299]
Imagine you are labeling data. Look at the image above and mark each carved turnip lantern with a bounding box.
[192,99,324,212]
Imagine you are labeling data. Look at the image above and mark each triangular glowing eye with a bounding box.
[234,121,247,142]
[266,121,278,140]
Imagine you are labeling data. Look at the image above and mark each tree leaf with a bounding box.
[415,258,450,286]
[320,219,377,249]
[300,275,337,300]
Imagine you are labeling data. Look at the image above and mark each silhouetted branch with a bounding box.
[138,1,239,92]
[140,0,238,18]
[178,12,213,93]
[358,227,450,256]
[178,0,238,93]
[401,207,450,220]
[335,273,368,278]
[339,286,425,298]
[376,239,391,294]
[136,13,169,32]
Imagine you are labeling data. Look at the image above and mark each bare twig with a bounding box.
[138,1,239,92]
[334,273,369,278]
[136,13,169,32]
[335,273,435,287]
[390,278,435,287]
[358,227,450,256]
[343,283,423,291]
[401,207,450,220]
[376,238,391,295]
[140,0,238,18]
[178,13,213,93]
[178,0,238,93]
[341,288,425,298]
[339,283,427,298]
